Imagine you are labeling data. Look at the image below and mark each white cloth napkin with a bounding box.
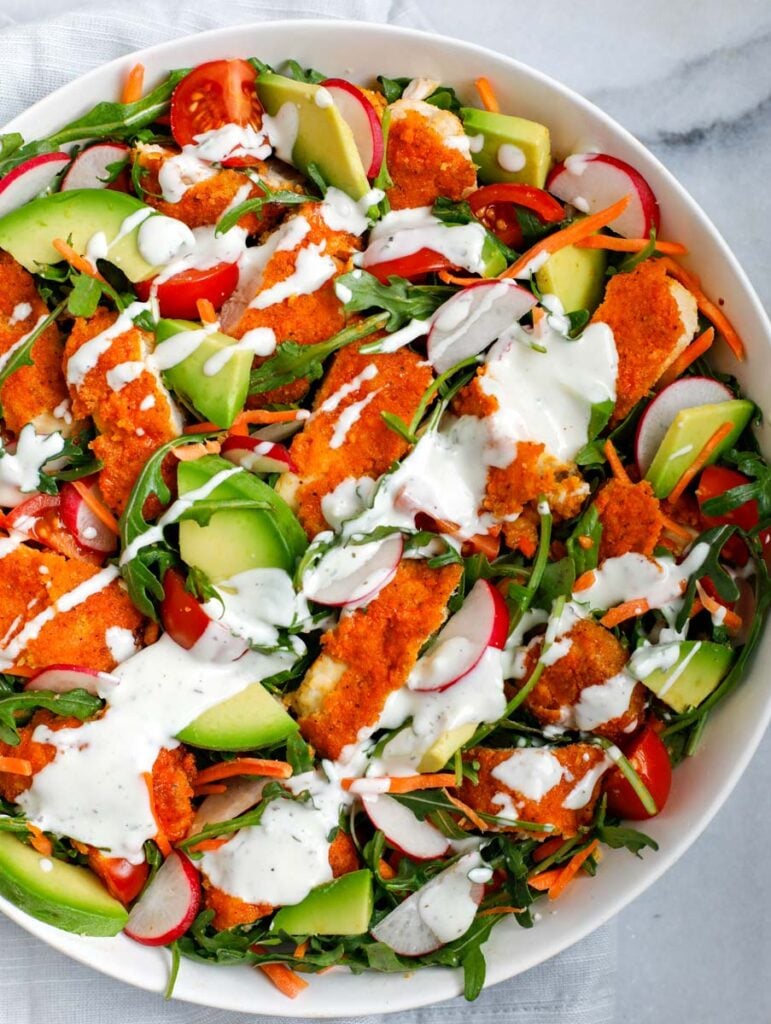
[0,2,618,1020]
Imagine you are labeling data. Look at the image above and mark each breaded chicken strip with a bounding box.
[293,560,462,760]
[64,308,181,513]
[594,477,664,561]
[386,100,477,210]
[592,260,698,422]
[0,252,70,436]
[457,744,608,837]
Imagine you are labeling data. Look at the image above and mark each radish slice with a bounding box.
[408,580,509,693]
[302,533,403,607]
[362,795,449,860]
[0,153,70,218]
[427,280,536,375]
[124,850,200,946]
[635,377,733,475]
[25,664,117,696]
[321,78,384,178]
[546,153,660,239]
[60,480,118,554]
[60,143,130,191]
[371,852,486,956]
[193,777,267,831]
[221,435,296,474]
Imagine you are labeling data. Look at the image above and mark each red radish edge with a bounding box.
[321,78,384,178]
[60,143,130,191]
[362,795,450,860]
[25,664,116,696]
[0,153,70,217]
[59,481,118,554]
[303,533,404,608]
[124,851,200,946]
[221,435,296,474]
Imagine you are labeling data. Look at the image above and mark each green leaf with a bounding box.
[610,228,657,277]
[67,274,102,318]
[372,108,394,195]
[431,196,518,265]
[462,944,486,1001]
[375,76,462,113]
[596,822,658,856]
[286,731,315,774]
[248,313,388,395]
[282,59,327,85]
[215,180,318,235]
[566,504,602,576]
[534,556,575,607]
[178,783,304,854]
[339,270,453,334]
[0,689,103,747]
[587,398,615,441]
[566,309,590,337]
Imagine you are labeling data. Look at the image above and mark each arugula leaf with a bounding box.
[534,556,576,607]
[286,731,315,774]
[248,313,388,395]
[516,206,569,245]
[596,822,659,856]
[608,229,658,277]
[305,162,329,196]
[337,270,452,334]
[566,309,591,337]
[0,689,103,747]
[179,783,305,855]
[67,274,102,318]
[373,108,394,195]
[432,196,518,265]
[215,180,318,235]
[507,498,552,624]
[0,300,67,411]
[282,60,327,85]
[701,448,771,522]
[461,943,486,1001]
[675,524,739,632]
[392,790,470,840]
[566,504,603,576]
[375,76,462,113]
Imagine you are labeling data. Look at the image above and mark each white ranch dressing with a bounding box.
[320,187,384,236]
[150,320,221,373]
[202,568,306,650]
[575,545,709,615]
[497,144,526,172]
[249,242,336,310]
[561,757,611,810]
[137,216,196,267]
[361,206,490,275]
[105,360,145,392]
[0,314,48,377]
[491,747,564,801]
[562,670,638,732]
[65,301,149,388]
[104,626,138,664]
[320,476,378,531]
[262,103,300,164]
[201,328,278,377]
[0,426,65,507]
[329,389,380,449]
[8,302,32,325]
[319,363,379,416]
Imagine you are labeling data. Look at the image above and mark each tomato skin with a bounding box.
[696,465,759,565]
[88,849,149,905]
[135,262,239,320]
[365,248,454,284]
[160,569,210,650]
[604,725,672,820]
[170,59,263,150]
[3,493,100,563]
[467,183,564,250]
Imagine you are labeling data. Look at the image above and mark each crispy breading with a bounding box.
[0,544,144,672]
[519,619,644,742]
[592,261,698,422]
[151,746,196,845]
[294,561,462,759]
[595,477,664,560]
[0,711,81,802]
[289,343,433,536]
[0,252,70,436]
[385,102,477,210]
[64,308,180,513]
[457,744,607,837]
[328,828,360,877]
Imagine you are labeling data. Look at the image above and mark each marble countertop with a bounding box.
[0,1,769,1022]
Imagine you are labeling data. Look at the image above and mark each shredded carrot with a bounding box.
[341,774,455,794]
[52,238,105,282]
[658,327,715,388]
[528,868,562,891]
[438,268,480,286]
[0,756,33,776]
[5,664,33,678]
[531,306,546,326]
[293,940,308,959]
[477,905,524,917]
[667,422,734,505]
[695,581,742,633]
[193,783,227,797]
[501,196,630,281]
[252,949,309,999]
[445,792,488,832]
[572,570,596,593]
[143,772,171,857]
[532,837,566,863]
[187,836,232,853]
[183,408,306,434]
[196,298,218,324]
[600,598,651,629]
[121,63,145,105]
[378,858,396,880]
[26,824,52,857]
[548,839,600,900]
[577,535,594,550]
[195,758,292,786]
[689,598,705,619]
[575,236,687,256]
[474,76,500,113]
[659,512,695,541]
[71,479,120,536]
[658,257,744,360]
[171,440,222,461]
[603,438,631,484]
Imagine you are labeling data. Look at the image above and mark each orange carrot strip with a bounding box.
[658,327,715,388]
[378,858,396,880]
[528,868,563,891]
[143,772,171,857]
[445,792,488,832]
[603,438,631,484]
[659,512,695,541]
[293,940,308,959]
[548,839,600,901]
[531,306,546,326]
[6,664,33,678]
[532,837,566,863]
[121,63,145,105]
[340,774,455,794]
[52,238,105,282]
[27,824,52,857]
[187,837,232,853]
[475,76,500,113]
[438,268,480,286]
[70,479,120,536]
[196,298,218,324]
[658,257,744,360]
[183,409,306,434]
[253,953,309,999]
[171,440,222,461]
[695,581,742,633]
[477,905,524,917]
[195,758,292,786]
[600,598,651,629]
[575,236,687,256]
[0,756,33,776]
[573,570,596,593]
[193,783,228,797]
[501,196,630,281]
[667,422,734,505]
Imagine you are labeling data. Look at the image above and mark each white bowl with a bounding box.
[2,19,770,1018]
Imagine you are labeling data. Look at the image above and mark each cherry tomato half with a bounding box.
[365,247,454,284]
[605,724,672,820]
[467,183,564,250]
[88,849,149,905]
[160,569,210,650]
[170,59,263,150]
[696,465,759,565]
[135,262,239,321]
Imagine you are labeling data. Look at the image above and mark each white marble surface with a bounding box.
[0,1,769,1022]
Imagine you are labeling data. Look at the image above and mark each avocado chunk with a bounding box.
[0,833,128,936]
[535,242,606,314]
[271,869,373,936]
[155,319,251,428]
[255,72,370,200]
[645,400,754,499]
[417,723,477,773]
[177,455,308,583]
[178,679,298,750]
[460,108,551,188]
[480,234,507,277]
[0,189,159,281]
[637,641,733,713]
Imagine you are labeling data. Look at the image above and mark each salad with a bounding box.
[0,53,767,1002]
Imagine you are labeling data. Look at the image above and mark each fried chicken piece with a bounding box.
[594,477,664,560]
[151,746,196,845]
[0,711,81,802]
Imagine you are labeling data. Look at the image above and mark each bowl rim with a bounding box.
[1,16,770,1017]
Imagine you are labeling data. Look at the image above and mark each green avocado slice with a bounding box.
[177,680,298,750]
[0,833,127,936]
[535,242,606,314]
[460,107,551,188]
[270,869,373,936]
[637,641,733,713]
